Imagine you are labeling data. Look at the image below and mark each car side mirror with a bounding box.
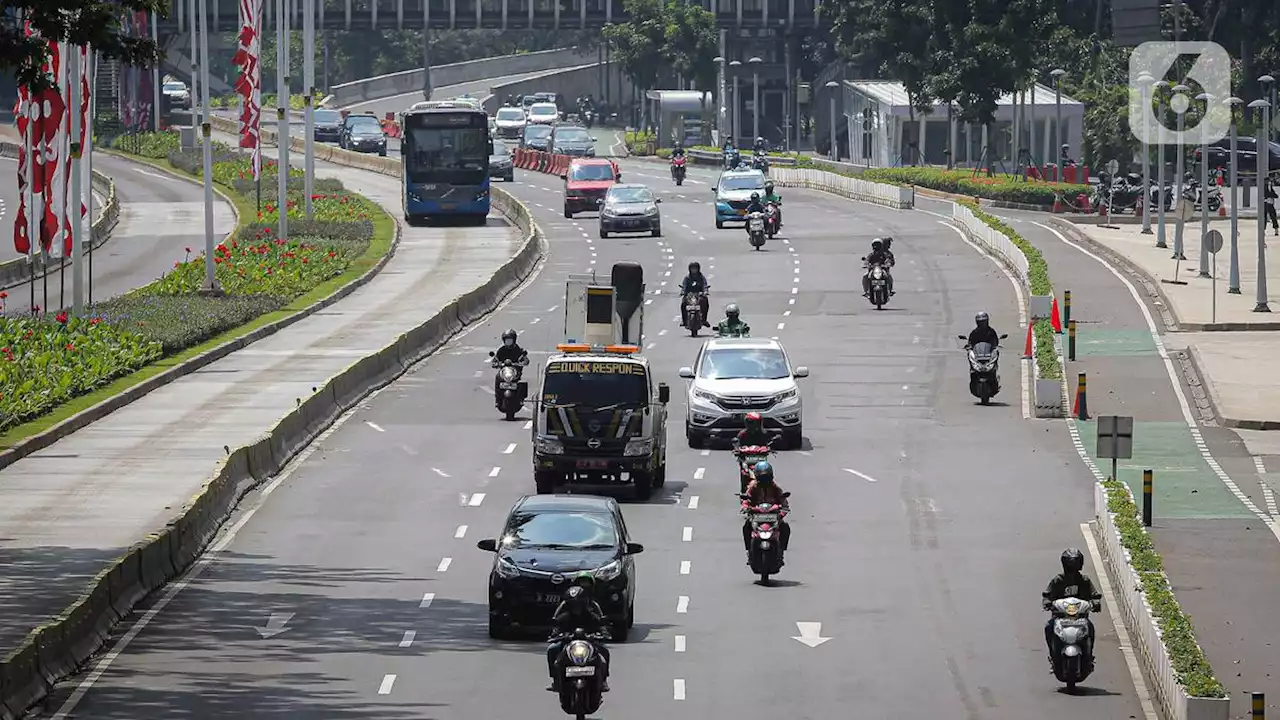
[957,335,967,340]
[591,137,598,142]
[999,333,1009,339]
[476,539,498,552]
[678,367,694,379]
[616,174,622,181]
[658,383,670,404]
[655,198,662,203]
[488,350,496,357]
[793,366,809,378]
[560,173,568,180]
[782,491,791,498]
[625,542,645,555]
[596,198,604,206]
[710,187,717,192]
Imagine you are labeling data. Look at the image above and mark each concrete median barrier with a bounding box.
[0,140,547,718]
[0,141,121,291]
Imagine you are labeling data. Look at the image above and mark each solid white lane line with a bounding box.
[399,631,416,648]
[674,635,686,652]
[680,560,691,575]
[378,674,397,694]
[682,526,693,541]
[676,596,689,613]
[783,310,791,316]
[436,558,452,573]
[432,467,451,477]
[693,467,705,480]
[777,322,786,330]
[674,679,686,700]
[455,525,468,538]
[1080,524,1160,720]
[842,468,879,483]
[503,443,517,454]
[420,592,435,608]
[523,420,533,430]
[489,466,501,477]
[365,421,385,432]
[700,449,710,456]
[687,496,700,510]
[468,493,486,506]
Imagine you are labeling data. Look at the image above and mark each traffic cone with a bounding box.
[1052,193,1063,213]
[1072,373,1089,420]
[1218,202,1227,217]
[1050,296,1063,334]
[1022,324,1034,359]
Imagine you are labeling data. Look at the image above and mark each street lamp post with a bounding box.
[1135,71,1154,234]
[825,80,839,161]
[1196,92,1214,278]
[713,55,726,145]
[1172,83,1190,261]
[1250,96,1272,312]
[748,56,763,142]
[1050,68,1066,179]
[1154,80,1170,248]
[729,60,742,145]
[1226,96,1243,293]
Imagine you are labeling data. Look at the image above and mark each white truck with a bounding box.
[531,263,670,500]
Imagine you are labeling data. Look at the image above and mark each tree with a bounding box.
[2,0,166,93]
[603,0,668,96]
[824,0,935,117]
[661,0,717,92]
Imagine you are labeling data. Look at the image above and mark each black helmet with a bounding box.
[725,303,739,320]
[1060,548,1084,573]
[565,584,590,612]
[882,237,893,249]
[871,239,883,251]
[688,261,700,273]
[502,328,517,345]
[753,460,774,485]
[750,192,761,202]
[974,311,990,328]
[764,179,775,193]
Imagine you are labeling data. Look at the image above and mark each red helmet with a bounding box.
[745,412,762,426]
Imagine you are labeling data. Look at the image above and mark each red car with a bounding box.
[562,158,621,218]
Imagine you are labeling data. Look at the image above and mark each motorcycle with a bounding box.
[582,109,595,128]
[1182,175,1223,212]
[763,202,780,238]
[737,491,791,584]
[751,150,769,173]
[1092,171,1145,214]
[1047,597,1100,692]
[746,211,767,250]
[733,444,773,493]
[864,262,891,309]
[671,156,687,186]
[489,352,530,420]
[957,335,1008,405]
[723,149,741,170]
[552,628,609,719]
[683,291,706,337]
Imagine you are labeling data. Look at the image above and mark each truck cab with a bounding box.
[531,266,669,500]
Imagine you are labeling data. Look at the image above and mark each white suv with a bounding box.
[678,337,807,449]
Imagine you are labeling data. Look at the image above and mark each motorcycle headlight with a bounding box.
[536,436,564,454]
[757,531,773,540]
[593,560,622,581]
[496,556,521,579]
[1059,626,1083,644]
[567,640,593,664]
[624,438,653,457]
[499,366,519,382]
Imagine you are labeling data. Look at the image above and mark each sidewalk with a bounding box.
[999,209,1280,715]
[0,164,522,656]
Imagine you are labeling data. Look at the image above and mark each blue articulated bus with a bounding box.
[400,104,492,225]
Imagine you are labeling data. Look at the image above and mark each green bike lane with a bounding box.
[996,210,1280,714]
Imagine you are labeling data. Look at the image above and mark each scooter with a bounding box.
[1182,174,1223,212]
[582,109,595,128]
[552,628,610,719]
[489,352,529,420]
[1047,597,1100,693]
[737,491,791,585]
[751,150,769,173]
[763,202,780,237]
[671,156,687,185]
[865,263,891,309]
[957,335,1008,405]
[746,211,767,250]
[733,444,773,493]
[683,291,706,337]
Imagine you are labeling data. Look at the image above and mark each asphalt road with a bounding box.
[1,156,19,261]
[1,152,234,314]
[39,147,1155,717]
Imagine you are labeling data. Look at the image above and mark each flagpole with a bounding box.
[26,95,36,315]
[71,43,84,315]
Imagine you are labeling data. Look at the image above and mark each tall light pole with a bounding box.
[151,12,161,131]
[729,59,741,144]
[276,0,289,242]
[303,0,315,219]
[1250,95,1271,312]
[1172,83,1190,261]
[713,55,726,144]
[748,56,763,142]
[1135,71,1153,234]
[1155,79,1170,248]
[199,0,217,292]
[1050,68,1066,178]
[1196,92,1214,278]
[825,80,839,161]
[1226,96,1243,293]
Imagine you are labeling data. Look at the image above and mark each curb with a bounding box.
[0,142,121,291]
[1183,344,1280,430]
[0,180,544,719]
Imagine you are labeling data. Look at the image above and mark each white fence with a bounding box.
[950,202,1030,285]
[1093,485,1229,720]
[770,167,913,210]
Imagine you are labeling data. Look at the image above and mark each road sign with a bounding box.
[1106,159,1120,176]
[1204,229,1224,254]
[1097,415,1134,482]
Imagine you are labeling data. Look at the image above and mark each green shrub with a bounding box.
[863,167,1089,206]
[89,293,287,356]
[1101,479,1226,699]
[959,201,1061,380]
[110,130,180,159]
[624,130,656,156]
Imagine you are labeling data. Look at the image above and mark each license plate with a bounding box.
[575,459,609,469]
[753,513,779,523]
[564,666,595,677]
[623,219,641,227]
[538,593,562,604]
[737,209,747,215]
[500,382,517,389]
[749,220,764,230]
[440,203,457,210]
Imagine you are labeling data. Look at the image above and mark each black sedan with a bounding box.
[490,139,515,181]
[313,109,342,142]
[599,184,662,238]
[477,494,643,641]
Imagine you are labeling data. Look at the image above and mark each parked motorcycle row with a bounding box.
[1093,169,1222,214]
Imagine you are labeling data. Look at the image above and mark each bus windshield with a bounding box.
[403,113,489,185]
[542,361,648,407]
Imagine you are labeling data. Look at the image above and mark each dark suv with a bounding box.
[339,113,387,155]
[476,494,643,641]
[550,124,597,157]
[1197,138,1280,178]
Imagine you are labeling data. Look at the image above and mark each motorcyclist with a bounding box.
[715,303,750,337]
[733,411,770,447]
[679,261,711,328]
[753,136,767,154]
[861,239,895,297]
[546,582,611,692]
[505,94,515,107]
[762,179,783,227]
[670,142,687,179]
[967,311,1000,348]
[741,460,790,561]
[881,236,896,265]
[492,328,529,400]
[723,139,740,169]
[745,192,766,216]
[1042,548,1101,668]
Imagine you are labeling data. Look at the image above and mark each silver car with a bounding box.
[599,184,661,238]
[679,337,807,449]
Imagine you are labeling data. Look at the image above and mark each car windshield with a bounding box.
[720,174,765,192]
[698,347,790,380]
[496,108,524,121]
[571,164,615,182]
[491,140,510,157]
[314,110,340,123]
[608,187,653,204]
[556,128,591,143]
[542,360,648,406]
[530,104,557,117]
[351,124,383,136]
[524,126,552,140]
[348,116,380,128]
[502,511,619,549]
[163,82,185,92]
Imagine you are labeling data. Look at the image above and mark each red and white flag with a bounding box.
[13,81,32,258]
[234,0,263,179]
[34,41,67,259]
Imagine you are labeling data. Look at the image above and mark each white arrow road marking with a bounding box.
[255,612,294,638]
[842,468,879,483]
[791,621,832,648]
